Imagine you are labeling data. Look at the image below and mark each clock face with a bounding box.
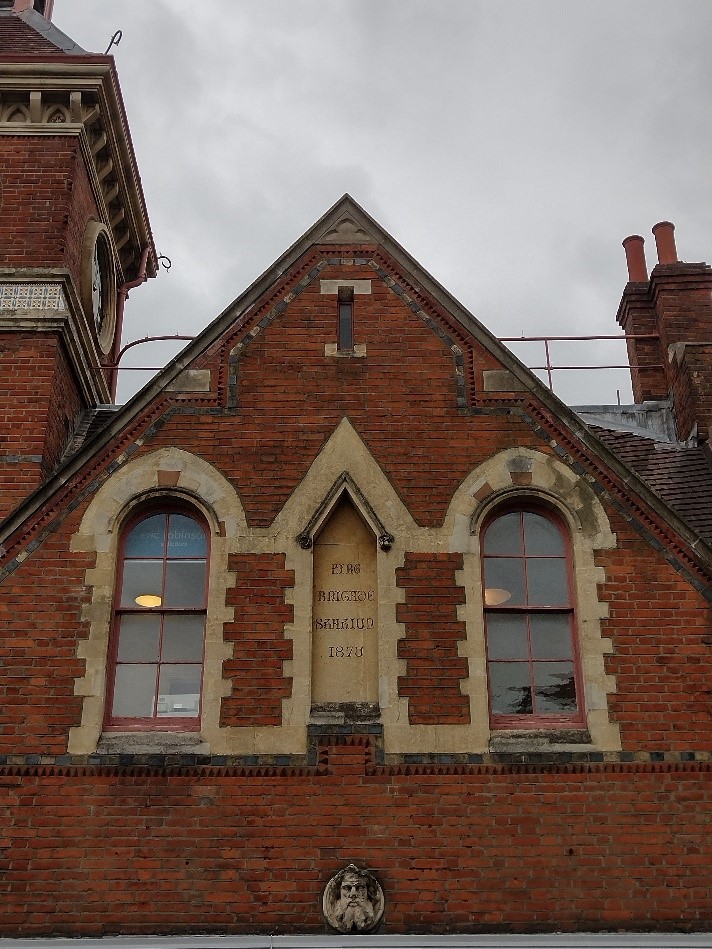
[91,241,105,335]
[84,225,116,355]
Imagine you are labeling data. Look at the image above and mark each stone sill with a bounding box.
[96,731,210,756]
[489,729,593,754]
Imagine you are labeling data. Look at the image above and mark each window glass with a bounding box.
[522,512,565,556]
[486,613,528,660]
[483,557,525,607]
[534,662,577,713]
[529,614,573,660]
[116,614,161,663]
[164,560,206,608]
[162,614,205,662]
[525,557,569,606]
[124,514,166,558]
[109,508,208,728]
[157,664,201,717]
[483,507,581,725]
[120,560,163,608]
[112,664,158,718]
[489,663,533,716]
[483,511,521,556]
[167,514,207,557]
[338,301,353,350]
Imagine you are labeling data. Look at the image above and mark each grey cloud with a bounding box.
[54,0,712,407]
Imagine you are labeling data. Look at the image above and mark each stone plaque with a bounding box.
[322,864,384,933]
[311,498,378,704]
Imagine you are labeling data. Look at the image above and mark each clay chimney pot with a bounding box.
[622,235,648,282]
[652,221,678,264]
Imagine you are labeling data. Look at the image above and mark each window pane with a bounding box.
[166,515,207,558]
[522,512,564,556]
[486,614,528,660]
[530,613,573,660]
[483,512,521,556]
[162,614,205,662]
[124,514,166,558]
[112,664,157,718]
[157,664,201,717]
[483,557,525,607]
[339,303,353,350]
[525,557,569,606]
[534,662,577,713]
[116,614,160,663]
[489,662,532,715]
[120,560,164,608]
[164,561,206,608]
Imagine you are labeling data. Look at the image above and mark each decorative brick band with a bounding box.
[0,748,708,775]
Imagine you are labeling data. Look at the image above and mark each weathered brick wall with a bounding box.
[0,136,98,517]
[0,137,80,275]
[42,337,85,476]
[616,287,667,402]
[0,508,93,754]
[0,239,711,938]
[396,552,469,724]
[651,266,712,441]
[221,553,294,727]
[0,252,710,752]
[667,342,712,443]
[597,516,712,750]
[0,333,84,519]
[1,754,710,936]
[149,254,524,528]
[63,146,99,284]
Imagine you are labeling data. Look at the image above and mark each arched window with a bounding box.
[481,507,584,728]
[105,508,208,729]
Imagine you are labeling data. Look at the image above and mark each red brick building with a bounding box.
[0,3,711,943]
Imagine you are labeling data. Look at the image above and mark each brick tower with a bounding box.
[0,0,155,518]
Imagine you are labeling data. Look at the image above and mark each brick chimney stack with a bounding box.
[617,222,712,442]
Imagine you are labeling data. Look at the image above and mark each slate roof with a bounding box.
[61,406,122,464]
[591,425,712,545]
[0,7,86,56]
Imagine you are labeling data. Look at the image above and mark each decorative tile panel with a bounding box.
[0,283,68,310]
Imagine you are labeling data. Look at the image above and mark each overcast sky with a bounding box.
[54,1,712,406]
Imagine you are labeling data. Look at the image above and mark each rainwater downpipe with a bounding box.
[109,246,150,401]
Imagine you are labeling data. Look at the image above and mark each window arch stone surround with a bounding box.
[68,447,244,755]
[442,446,621,752]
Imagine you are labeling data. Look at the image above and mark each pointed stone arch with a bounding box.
[296,470,394,552]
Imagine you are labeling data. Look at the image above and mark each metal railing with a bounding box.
[110,333,662,395]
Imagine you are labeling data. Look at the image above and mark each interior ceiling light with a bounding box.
[484,588,512,606]
[135,594,162,608]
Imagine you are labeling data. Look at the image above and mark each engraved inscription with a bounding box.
[329,646,364,658]
[311,498,378,702]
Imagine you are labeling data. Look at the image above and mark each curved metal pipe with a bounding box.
[108,246,150,400]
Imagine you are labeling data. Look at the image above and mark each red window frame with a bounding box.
[481,505,586,730]
[104,504,209,731]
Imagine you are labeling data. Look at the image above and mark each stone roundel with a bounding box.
[322,863,384,934]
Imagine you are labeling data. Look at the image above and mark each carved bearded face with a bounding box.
[333,871,376,932]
